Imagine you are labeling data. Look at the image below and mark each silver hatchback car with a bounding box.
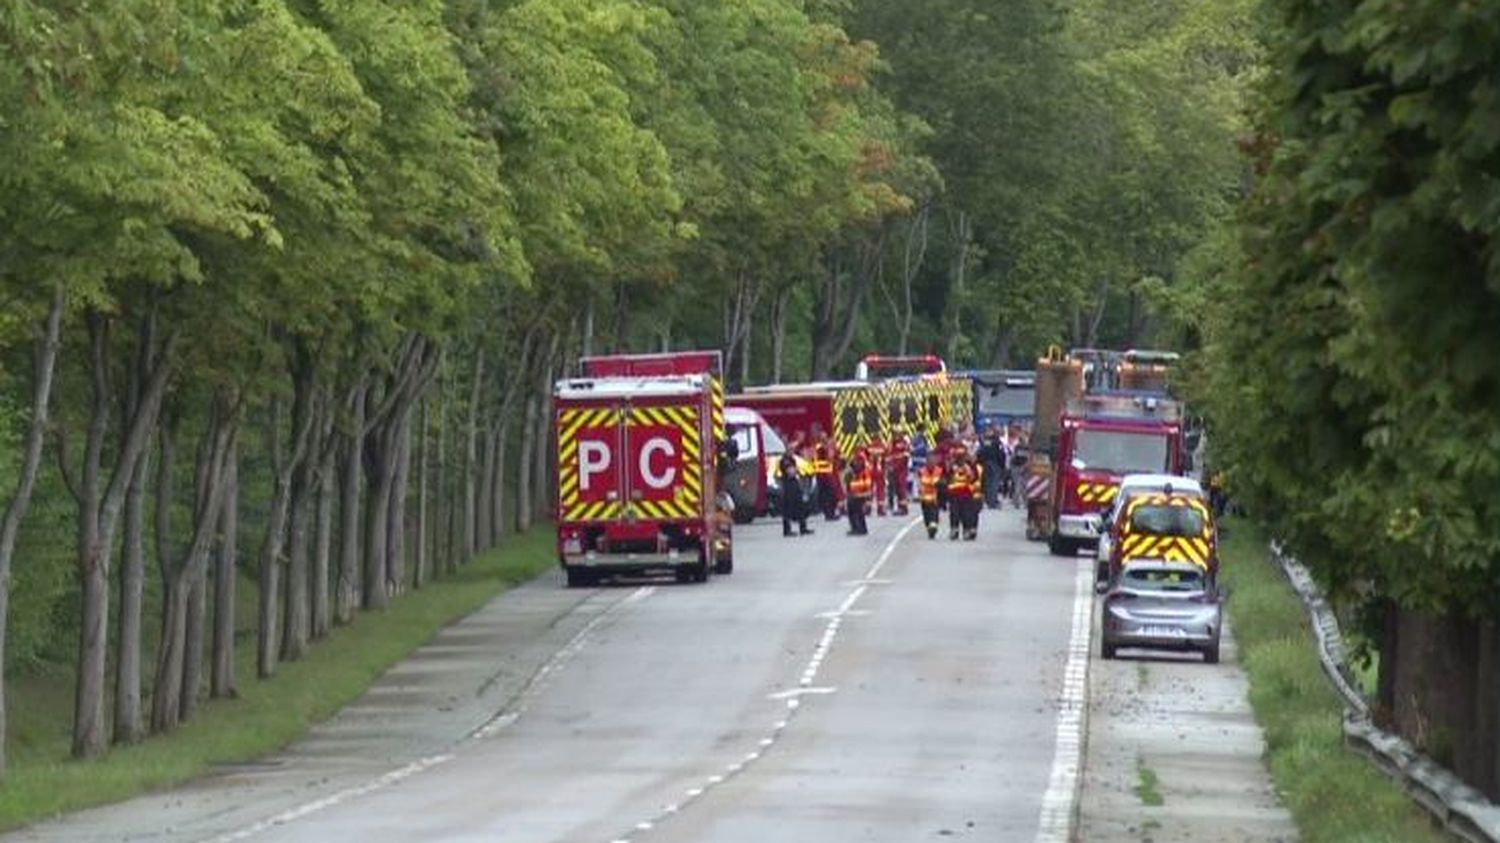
[1100,559,1222,663]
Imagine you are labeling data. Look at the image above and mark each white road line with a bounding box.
[203,754,455,843]
[202,586,655,843]
[606,518,920,842]
[471,586,654,739]
[1034,556,1093,843]
[766,687,837,700]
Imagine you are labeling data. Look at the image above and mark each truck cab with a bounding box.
[965,369,1036,434]
[1048,391,1186,556]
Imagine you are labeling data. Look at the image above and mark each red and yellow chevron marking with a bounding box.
[557,406,622,523]
[1124,492,1210,519]
[1121,534,1212,567]
[627,405,702,520]
[709,376,725,444]
[1076,482,1120,505]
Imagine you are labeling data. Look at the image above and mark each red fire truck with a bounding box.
[1046,392,1187,556]
[554,352,729,587]
[728,387,836,446]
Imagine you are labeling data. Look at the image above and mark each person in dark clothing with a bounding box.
[844,456,873,536]
[778,453,813,537]
[977,429,1005,509]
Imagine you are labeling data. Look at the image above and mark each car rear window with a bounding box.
[1123,567,1204,592]
[1127,504,1206,537]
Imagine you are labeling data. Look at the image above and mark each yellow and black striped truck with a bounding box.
[556,353,728,588]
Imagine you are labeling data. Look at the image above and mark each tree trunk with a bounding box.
[582,300,595,359]
[152,402,235,733]
[281,449,313,661]
[414,399,429,589]
[211,439,238,698]
[362,417,393,610]
[335,385,365,624]
[114,320,153,745]
[770,288,790,384]
[531,392,550,525]
[434,382,451,576]
[943,211,972,364]
[475,426,493,554]
[151,578,189,732]
[113,447,148,744]
[258,361,316,678]
[516,391,538,534]
[739,306,752,386]
[180,562,206,721]
[490,421,508,547]
[312,431,334,636]
[386,406,413,594]
[810,235,881,379]
[70,309,175,759]
[0,287,63,774]
[463,352,485,561]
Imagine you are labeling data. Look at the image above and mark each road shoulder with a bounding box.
[1079,598,1297,842]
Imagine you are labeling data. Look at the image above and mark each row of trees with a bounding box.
[0,0,919,771]
[1198,0,1499,798]
[0,0,1260,777]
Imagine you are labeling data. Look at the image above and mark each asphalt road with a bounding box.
[12,507,1084,843]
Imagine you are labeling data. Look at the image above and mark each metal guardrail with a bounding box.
[1270,543,1500,842]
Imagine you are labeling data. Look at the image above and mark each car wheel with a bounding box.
[732,508,755,525]
[1203,638,1221,664]
[1095,559,1109,583]
[564,567,596,589]
[1101,639,1117,660]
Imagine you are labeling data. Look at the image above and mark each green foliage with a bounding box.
[1202,0,1499,615]
[1220,521,1447,843]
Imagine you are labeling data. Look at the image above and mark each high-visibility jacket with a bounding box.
[847,468,874,497]
[917,466,943,503]
[813,446,834,476]
[865,440,887,468]
[947,464,976,496]
[970,464,984,499]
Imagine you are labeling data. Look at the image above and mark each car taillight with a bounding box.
[563,536,582,555]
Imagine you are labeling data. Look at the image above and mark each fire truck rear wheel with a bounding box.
[714,550,734,575]
[1047,533,1075,557]
[564,567,597,588]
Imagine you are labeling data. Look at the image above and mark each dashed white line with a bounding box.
[1034,555,1093,843]
[605,518,921,842]
[201,586,655,843]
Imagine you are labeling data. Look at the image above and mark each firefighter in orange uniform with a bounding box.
[964,454,984,540]
[917,457,944,539]
[813,440,838,521]
[844,455,874,536]
[887,429,912,516]
[864,436,888,516]
[945,450,977,541]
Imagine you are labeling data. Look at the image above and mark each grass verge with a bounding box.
[0,529,555,831]
[1220,519,1446,843]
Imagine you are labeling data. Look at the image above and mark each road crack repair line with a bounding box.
[1033,555,1093,843]
[201,585,656,843]
[607,518,921,843]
